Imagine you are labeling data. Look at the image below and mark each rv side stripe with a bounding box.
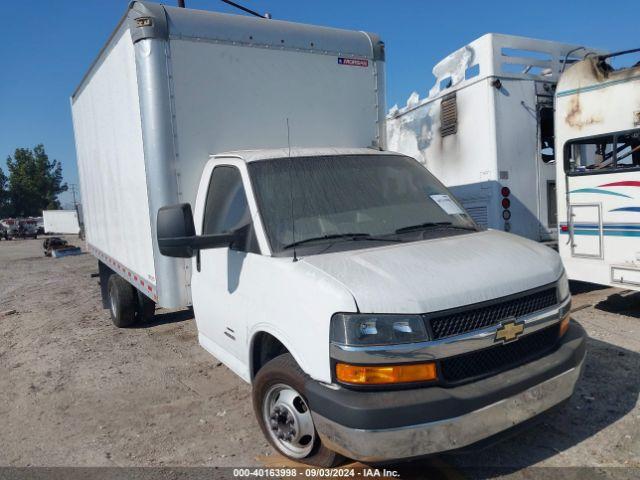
[560,223,640,230]
[560,230,640,237]
[557,74,640,97]
[88,244,158,301]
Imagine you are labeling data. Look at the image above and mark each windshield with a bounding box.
[248,154,476,254]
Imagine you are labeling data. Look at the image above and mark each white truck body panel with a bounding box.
[387,33,605,242]
[42,210,81,235]
[71,1,385,308]
[71,27,155,292]
[555,56,640,290]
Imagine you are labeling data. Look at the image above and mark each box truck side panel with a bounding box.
[71,28,156,296]
[43,210,80,235]
[168,39,381,208]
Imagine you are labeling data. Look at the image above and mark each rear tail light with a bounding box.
[501,186,511,230]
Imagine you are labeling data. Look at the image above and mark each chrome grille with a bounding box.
[428,287,558,340]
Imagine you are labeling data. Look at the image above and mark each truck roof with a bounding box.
[212,147,394,163]
[72,1,383,100]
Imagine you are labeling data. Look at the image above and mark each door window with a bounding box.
[202,166,259,253]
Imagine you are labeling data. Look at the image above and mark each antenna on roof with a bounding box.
[220,0,272,19]
[286,118,298,263]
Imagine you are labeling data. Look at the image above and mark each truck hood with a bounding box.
[301,230,563,313]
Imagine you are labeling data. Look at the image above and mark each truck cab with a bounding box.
[157,147,586,465]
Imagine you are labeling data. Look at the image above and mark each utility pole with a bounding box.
[70,184,78,210]
[69,184,84,237]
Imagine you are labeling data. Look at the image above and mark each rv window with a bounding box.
[615,132,640,168]
[539,107,555,163]
[564,129,640,175]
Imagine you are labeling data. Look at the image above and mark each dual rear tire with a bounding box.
[107,274,155,327]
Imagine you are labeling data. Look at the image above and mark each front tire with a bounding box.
[107,275,137,328]
[252,353,344,467]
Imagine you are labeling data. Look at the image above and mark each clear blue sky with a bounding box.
[0,0,636,208]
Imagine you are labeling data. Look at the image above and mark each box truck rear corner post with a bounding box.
[72,2,586,466]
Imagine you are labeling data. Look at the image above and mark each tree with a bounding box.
[5,144,67,217]
[0,166,9,218]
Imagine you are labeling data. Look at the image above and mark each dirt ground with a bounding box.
[0,237,638,478]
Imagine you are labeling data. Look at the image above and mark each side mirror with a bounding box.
[157,203,197,258]
[157,203,242,258]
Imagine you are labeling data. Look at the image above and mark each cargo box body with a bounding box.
[71,1,385,307]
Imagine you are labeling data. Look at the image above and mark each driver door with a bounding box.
[191,164,260,372]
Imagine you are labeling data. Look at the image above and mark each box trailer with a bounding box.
[387,34,605,242]
[72,2,585,466]
[43,210,80,235]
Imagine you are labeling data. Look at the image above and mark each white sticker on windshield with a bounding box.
[430,194,464,215]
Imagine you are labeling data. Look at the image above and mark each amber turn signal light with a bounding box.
[336,362,438,385]
[559,314,570,337]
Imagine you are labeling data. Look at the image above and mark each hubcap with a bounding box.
[109,286,118,318]
[262,384,315,458]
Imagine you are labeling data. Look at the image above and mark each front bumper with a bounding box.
[307,321,586,462]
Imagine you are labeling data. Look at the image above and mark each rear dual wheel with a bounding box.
[252,353,344,467]
[107,274,155,327]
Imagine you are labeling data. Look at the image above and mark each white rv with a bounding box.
[387,34,605,242]
[556,50,640,290]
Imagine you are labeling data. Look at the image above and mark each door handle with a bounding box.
[196,250,201,272]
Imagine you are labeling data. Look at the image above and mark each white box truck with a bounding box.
[43,210,81,235]
[387,34,605,243]
[72,2,585,465]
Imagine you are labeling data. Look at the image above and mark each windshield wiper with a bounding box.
[282,233,400,250]
[395,222,476,234]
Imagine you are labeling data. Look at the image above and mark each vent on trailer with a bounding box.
[465,204,488,227]
[440,93,457,137]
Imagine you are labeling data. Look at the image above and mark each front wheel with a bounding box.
[252,353,344,467]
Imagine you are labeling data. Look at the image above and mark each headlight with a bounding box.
[330,313,429,346]
[557,270,570,302]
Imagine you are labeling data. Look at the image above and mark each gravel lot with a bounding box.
[0,237,638,478]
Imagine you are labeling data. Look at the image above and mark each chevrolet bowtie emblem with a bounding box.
[495,319,524,343]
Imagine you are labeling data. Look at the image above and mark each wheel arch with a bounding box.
[249,329,307,381]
